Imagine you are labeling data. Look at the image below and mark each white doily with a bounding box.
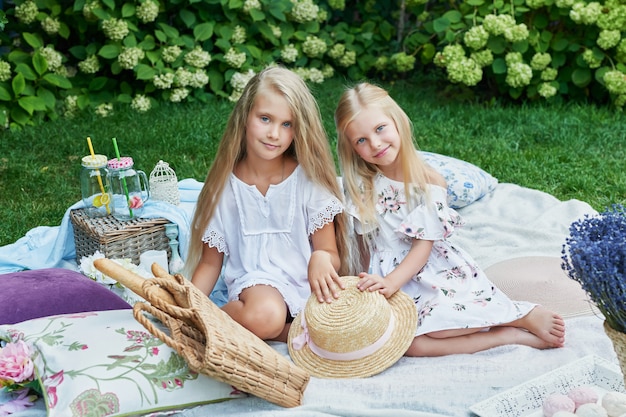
[149,160,180,205]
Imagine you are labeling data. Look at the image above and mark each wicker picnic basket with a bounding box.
[70,208,170,265]
[93,258,310,408]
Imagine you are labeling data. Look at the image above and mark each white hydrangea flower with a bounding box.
[40,46,64,72]
[225,48,246,69]
[308,67,325,83]
[41,17,61,35]
[79,55,100,74]
[281,44,299,63]
[15,0,38,24]
[291,0,319,23]
[136,0,159,23]
[118,47,145,70]
[83,0,101,20]
[188,69,209,88]
[243,0,262,13]
[231,25,247,45]
[170,87,190,102]
[131,94,151,112]
[597,30,621,50]
[302,35,327,58]
[153,72,175,89]
[95,102,114,117]
[102,18,130,41]
[63,95,79,118]
[230,69,256,92]
[506,62,533,88]
[338,50,357,67]
[184,46,211,68]
[530,52,551,70]
[162,45,182,63]
[0,61,11,82]
[464,25,489,50]
[538,82,557,98]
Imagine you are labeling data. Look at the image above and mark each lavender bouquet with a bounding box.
[562,205,626,332]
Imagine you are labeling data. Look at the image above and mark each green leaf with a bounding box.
[117,93,132,103]
[0,85,12,101]
[89,77,109,90]
[8,51,31,65]
[10,107,30,126]
[180,9,196,28]
[487,36,507,54]
[98,44,121,59]
[208,69,224,94]
[250,9,265,21]
[37,87,56,109]
[69,45,87,60]
[12,73,25,96]
[32,51,48,76]
[158,23,180,39]
[269,2,287,21]
[58,23,70,39]
[14,63,37,81]
[571,68,591,87]
[19,96,47,115]
[42,73,72,89]
[433,17,451,33]
[442,10,462,23]
[492,57,507,74]
[136,64,156,80]
[551,36,569,52]
[138,35,156,50]
[122,3,135,17]
[193,22,214,41]
[22,32,43,49]
[155,30,167,43]
[466,0,485,5]
[102,0,115,10]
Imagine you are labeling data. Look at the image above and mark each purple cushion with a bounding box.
[0,268,131,325]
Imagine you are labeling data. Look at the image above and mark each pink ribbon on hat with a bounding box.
[291,311,396,361]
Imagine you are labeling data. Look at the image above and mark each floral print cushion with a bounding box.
[419,151,498,209]
[0,309,244,417]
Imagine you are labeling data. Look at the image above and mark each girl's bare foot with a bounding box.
[511,305,565,348]
[489,326,559,350]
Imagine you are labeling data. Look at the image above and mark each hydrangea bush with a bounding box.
[0,0,400,129]
[400,0,626,107]
[562,205,626,332]
[2,0,626,129]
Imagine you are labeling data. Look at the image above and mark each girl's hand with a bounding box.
[308,250,344,303]
[357,272,400,298]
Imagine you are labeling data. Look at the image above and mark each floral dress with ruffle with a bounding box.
[202,165,344,318]
[348,174,535,336]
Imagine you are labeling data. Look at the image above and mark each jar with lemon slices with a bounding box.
[80,154,112,217]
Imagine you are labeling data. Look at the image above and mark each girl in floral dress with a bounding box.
[186,66,351,343]
[334,82,565,356]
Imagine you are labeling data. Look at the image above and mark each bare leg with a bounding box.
[505,305,566,348]
[222,285,288,340]
[405,326,558,357]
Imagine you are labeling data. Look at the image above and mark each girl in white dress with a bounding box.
[334,82,566,357]
[186,66,350,343]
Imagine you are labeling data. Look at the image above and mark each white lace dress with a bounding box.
[348,174,535,336]
[202,165,344,317]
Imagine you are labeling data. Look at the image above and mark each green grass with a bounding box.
[1,75,625,247]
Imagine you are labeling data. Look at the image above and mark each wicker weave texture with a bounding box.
[70,208,170,265]
[134,274,310,408]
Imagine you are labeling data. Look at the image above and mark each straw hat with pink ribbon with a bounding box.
[287,275,417,379]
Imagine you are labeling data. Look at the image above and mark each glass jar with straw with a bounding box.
[80,137,112,217]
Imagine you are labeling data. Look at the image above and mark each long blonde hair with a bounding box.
[335,82,431,226]
[185,65,351,277]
